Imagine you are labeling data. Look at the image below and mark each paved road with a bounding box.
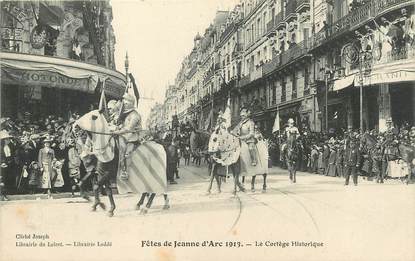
[1,164,414,261]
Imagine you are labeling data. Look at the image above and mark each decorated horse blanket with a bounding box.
[117,141,167,195]
[239,140,269,177]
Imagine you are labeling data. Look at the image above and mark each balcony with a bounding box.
[296,0,310,12]
[263,55,281,75]
[311,0,413,50]
[372,0,413,17]
[280,40,309,65]
[285,0,298,20]
[275,12,285,29]
[266,19,275,35]
[238,74,250,87]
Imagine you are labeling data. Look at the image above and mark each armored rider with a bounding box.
[233,107,257,166]
[111,93,142,177]
[285,118,300,141]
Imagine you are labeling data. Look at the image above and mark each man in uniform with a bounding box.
[343,135,360,186]
[233,107,257,166]
[112,93,141,178]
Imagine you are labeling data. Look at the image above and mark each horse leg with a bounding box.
[136,192,148,210]
[140,193,156,215]
[162,194,170,210]
[251,175,256,192]
[206,163,215,194]
[91,183,106,211]
[241,176,245,184]
[105,185,116,217]
[262,174,267,192]
[292,161,297,183]
[233,164,245,193]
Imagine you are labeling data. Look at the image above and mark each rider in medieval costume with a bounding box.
[285,118,300,141]
[112,93,142,178]
[233,107,257,166]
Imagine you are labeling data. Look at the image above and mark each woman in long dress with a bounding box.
[38,138,55,198]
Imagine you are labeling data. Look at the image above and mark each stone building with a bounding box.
[1,0,125,118]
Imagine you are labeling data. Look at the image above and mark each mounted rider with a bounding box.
[111,93,142,176]
[285,118,300,142]
[232,107,257,166]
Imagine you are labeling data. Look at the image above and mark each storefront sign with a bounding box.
[363,70,415,86]
[1,27,23,40]
[1,67,90,91]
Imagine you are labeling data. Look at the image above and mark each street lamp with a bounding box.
[321,67,333,133]
[124,52,129,83]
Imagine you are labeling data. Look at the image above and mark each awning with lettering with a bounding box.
[362,61,415,86]
[0,52,126,98]
[333,74,355,91]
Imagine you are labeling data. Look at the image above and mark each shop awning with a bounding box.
[362,69,415,86]
[362,57,415,86]
[0,52,126,98]
[333,74,355,91]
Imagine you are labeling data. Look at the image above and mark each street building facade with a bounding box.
[149,0,414,136]
[1,0,126,119]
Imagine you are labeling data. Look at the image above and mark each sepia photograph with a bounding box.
[0,0,414,260]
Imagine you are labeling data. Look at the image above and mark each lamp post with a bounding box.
[322,67,333,133]
[124,51,129,84]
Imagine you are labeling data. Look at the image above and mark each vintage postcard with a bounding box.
[1,0,414,260]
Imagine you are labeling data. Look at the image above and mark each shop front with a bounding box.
[0,51,126,118]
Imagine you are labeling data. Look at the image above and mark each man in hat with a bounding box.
[112,93,142,177]
[343,136,360,186]
[1,131,15,200]
[232,107,257,166]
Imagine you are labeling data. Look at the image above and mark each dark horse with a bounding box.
[285,134,299,183]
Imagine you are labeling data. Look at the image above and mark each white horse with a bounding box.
[74,110,170,216]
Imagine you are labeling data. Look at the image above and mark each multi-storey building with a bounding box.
[156,0,414,136]
[310,0,414,133]
[1,0,126,118]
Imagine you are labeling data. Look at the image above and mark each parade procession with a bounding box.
[0,1,415,261]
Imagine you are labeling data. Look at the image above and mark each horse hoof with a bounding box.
[91,206,97,212]
[262,189,267,193]
[218,190,221,194]
[205,191,211,196]
[135,204,141,211]
[162,205,170,210]
[99,202,106,210]
[140,208,148,215]
[108,211,114,217]
[82,194,90,202]
[251,188,255,193]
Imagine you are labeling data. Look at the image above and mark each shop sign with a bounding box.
[1,67,90,91]
[1,27,23,40]
[362,70,415,86]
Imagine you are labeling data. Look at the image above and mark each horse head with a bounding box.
[74,110,114,158]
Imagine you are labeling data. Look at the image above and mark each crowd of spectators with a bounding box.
[0,112,92,200]
[268,123,415,184]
